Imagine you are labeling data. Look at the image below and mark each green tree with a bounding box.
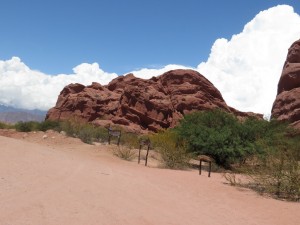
[176,109,263,168]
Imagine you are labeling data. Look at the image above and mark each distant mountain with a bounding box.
[0,105,46,124]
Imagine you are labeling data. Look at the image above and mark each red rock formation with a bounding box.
[272,39,300,129]
[46,69,260,132]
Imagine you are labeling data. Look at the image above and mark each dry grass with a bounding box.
[113,145,136,161]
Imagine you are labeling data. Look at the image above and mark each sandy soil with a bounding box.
[0,130,299,225]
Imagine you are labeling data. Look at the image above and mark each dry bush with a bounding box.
[249,151,300,201]
[60,119,108,144]
[150,130,192,169]
[113,146,136,161]
[223,172,242,186]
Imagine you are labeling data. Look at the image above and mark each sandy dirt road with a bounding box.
[0,133,299,225]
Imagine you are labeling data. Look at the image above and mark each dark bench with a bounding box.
[198,155,213,177]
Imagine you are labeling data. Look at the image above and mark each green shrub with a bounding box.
[120,132,140,149]
[248,122,300,201]
[259,149,299,200]
[93,126,109,143]
[38,120,61,132]
[223,121,300,201]
[77,125,96,144]
[0,121,13,129]
[176,109,263,168]
[15,121,40,132]
[150,130,191,169]
[59,120,110,144]
[0,121,6,129]
[59,120,81,137]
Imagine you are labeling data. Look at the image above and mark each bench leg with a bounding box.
[208,161,211,177]
[138,146,141,164]
[199,160,202,175]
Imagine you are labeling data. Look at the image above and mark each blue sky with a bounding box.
[0,1,300,115]
[1,0,299,75]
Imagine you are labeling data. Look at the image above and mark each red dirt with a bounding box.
[0,130,299,225]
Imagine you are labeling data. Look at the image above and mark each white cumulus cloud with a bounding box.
[0,57,117,110]
[197,5,300,115]
[130,64,191,79]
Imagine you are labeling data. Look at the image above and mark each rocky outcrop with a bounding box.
[272,39,300,129]
[46,69,260,132]
[46,82,120,122]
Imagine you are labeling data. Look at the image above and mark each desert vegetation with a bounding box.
[148,109,299,200]
[0,121,14,129]
[113,145,136,161]
[173,109,299,201]
[149,130,192,169]
[0,109,299,201]
[175,110,266,169]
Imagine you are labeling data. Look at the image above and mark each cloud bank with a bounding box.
[0,57,117,110]
[0,5,300,115]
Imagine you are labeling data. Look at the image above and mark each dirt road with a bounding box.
[0,133,299,225]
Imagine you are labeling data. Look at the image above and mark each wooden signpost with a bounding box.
[107,126,121,146]
[138,138,151,166]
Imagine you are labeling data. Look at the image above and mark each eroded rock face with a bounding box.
[46,69,260,132]
[272,39,300,129]
[46,82,120,122]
